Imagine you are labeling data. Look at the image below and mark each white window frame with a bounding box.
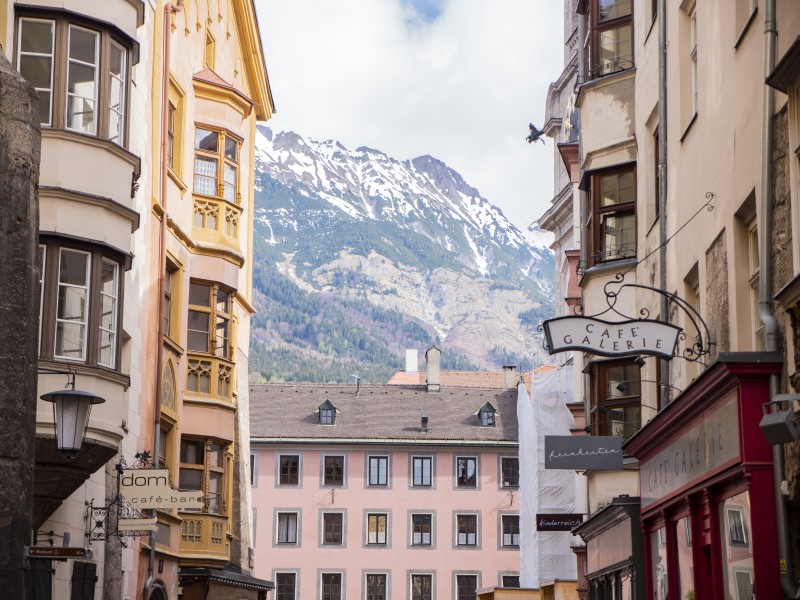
[55,247,91,361]
[66,24,99,135]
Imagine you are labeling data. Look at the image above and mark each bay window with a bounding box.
[187,281,232,359]
[587,166,637,265]
[179,437,228,514]
[39,238,124,370]
[581,0,633,80]
[193,127,240,203]
[16,14,131,144]
[590,359,642,437]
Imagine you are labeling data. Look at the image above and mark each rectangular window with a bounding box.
[366,574,386,600]
[456,457,477,488]
[55,248,90,361]
[412,514,432,546]
[18,18,54,125]
[590,359,642,437]
[719,493,754,599]
[456,575,478,600]
[368,456,388,486]
[690,6,698,115]
[66,25,99,135]
[97,258,118,367]
[748,220,764,350]
[320,407,334,424]
[411,574,432,600]
[367,513,387,545]
[588,166,637,264]
[107,40,125,144]
[167,101,176,169]
[276,512,298,544]
[457,514,477,546]
[412,457,432,487]
[501,457,519,487]
[321,573,342,600]
[193,127,239,202]
[583,0,633,79]
[324,456,344,486]
[178,438,227,514]
[187,281,231,358]
[502,515,520,547]
[280,455,299,485]
[163,263,177,339]
[323,513,343,545]
[275,573,296,600]
[501,575,520,588]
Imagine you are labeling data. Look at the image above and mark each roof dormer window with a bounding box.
[318,399,337,425]
[477,401,497,427]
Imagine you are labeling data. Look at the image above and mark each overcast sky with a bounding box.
[254,0,564,234]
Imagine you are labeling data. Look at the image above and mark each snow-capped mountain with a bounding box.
[249,126,555,382]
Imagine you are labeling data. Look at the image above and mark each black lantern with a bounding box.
[40,387,105,459]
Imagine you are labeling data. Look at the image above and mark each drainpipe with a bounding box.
[759,0,799,597]
[657,0,669,407]
[143,2,183,599]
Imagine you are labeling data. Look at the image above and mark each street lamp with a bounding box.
[40,380,105,459]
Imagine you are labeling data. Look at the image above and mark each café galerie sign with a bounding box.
[120,469,203,510]
[542,316,682,359]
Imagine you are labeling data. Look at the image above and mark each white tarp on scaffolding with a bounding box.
[518,365,580,587]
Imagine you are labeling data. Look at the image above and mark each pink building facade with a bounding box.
[249,377,521,600]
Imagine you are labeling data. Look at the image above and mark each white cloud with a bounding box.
[255,0,563,231]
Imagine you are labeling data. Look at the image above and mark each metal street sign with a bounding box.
[544,435,624,470]
[542,316,681,359]
[26,546,93,559]
[536,513,584,531]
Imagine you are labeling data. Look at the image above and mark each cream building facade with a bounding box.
[0,0,274,598]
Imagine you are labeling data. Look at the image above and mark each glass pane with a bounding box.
[599,23,633,74]
[606,404,641,438]
[194,156,218,195]
[216,289,229,312]
[601,212,636,260]
[189,282,210,306]
[20,19,54,53]
[651,528,668,600]
[69,27,97,64]
[458,458,476,486]
[215,317,229,358]
[59,250,88,285]
[208,443,223,468]
[179,469,202,490]
[720,492,754,600]
[19,55,52,88]
[37,91,51,125]
[180,440,203,464]
[110,42,125,78]
[224,164,237,202]
[57,285,87,319]
[101,260,117,295]
[67,95,96,133]
[56,322,85,358]
[599,0,632,22]
[600,170,635,206]
[98,330,114,366]
[677,516,695,600]
[195,128,218,152]
[225,137,237,162]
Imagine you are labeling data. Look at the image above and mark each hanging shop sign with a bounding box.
[542,316,681,359]
[536,513,584,531]
[118,516,158,532]
[119,469,204,510]
[544,435,624,470]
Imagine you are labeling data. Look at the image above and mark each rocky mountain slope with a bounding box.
[249,127,554,383]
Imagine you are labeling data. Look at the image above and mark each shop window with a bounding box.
[676,516,695,599]
[456,456,477,488]
[366,574,387,600]
[187,281,232,359]
[720,492,754,599]
[193,126,240,203]
[456,575,478,600]
[651,527,668,600]
[502,515,520,547]
[586,166,637,265]
[411,574,432,600]
[322,512,343,545]
[502,575,520,588]
[412,456,432,487]
[501,457,519,488]
[279,455,299,485]
[16,15,130,144]
[39,239,124,370]
[590,359,642,437]
[323,455,344,486]
[321,573,342,600]
[368,455,388,486]
[178,438,227,514]
[367,513,387,545]
[275,573,296,600]
[276,512,298,544]
[456,514,478,546]
[411,514,432,546]
[580,0,633,80]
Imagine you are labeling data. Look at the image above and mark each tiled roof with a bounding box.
[249,384,518,444]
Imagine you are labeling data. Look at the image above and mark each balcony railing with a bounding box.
[186,354,235,404]
[178,513,229,562]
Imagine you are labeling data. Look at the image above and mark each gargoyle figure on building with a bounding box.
[526,123,545,144]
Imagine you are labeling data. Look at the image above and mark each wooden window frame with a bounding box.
[366,574,387,600]
[502,515,521,547]
[456,456,477,488]
[276,512,298,544]
[322,512,343,545]
[15,12,131,145]
[411,514,432,546]
[193,125,241,204]
[587,165,637,265]
[589,358,642,437]
[279,455,299,485]
[367,513,387,545]
[456,514,478,546]
[501,457,519,488]
[368,455,388,486]
[321,573,342,600]
[178,437,228,515]
[187,280,233,359]
[275,573,296,600]
[412,457,432,487]
[324,455,344,486]
[456,574,478,600]
[582,0,634,80]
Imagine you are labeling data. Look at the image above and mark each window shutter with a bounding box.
[70,561,97,600]
[28,559,53,600]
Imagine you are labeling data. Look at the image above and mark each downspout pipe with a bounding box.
[143,2,183,599]
[657,0,669,406]
[759,0,799,597]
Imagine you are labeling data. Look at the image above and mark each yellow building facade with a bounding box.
[0,0,273,597]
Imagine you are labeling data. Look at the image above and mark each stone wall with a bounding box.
[705,231,729,361]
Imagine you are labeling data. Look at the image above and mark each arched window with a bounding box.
[162,361,176,412]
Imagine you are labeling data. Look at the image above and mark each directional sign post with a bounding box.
[26,546,93,560]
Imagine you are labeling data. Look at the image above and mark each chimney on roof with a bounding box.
[420,412,429,433]
[406,349,419,374]
[503,365,518,389]
[425,345,441,392]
